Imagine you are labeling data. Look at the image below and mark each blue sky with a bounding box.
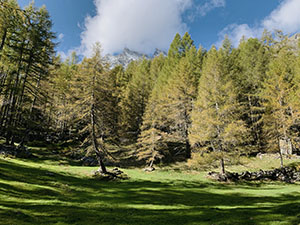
[18,0,300,58]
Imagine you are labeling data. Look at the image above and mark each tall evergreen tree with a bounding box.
[0,1,55,144]
[70,44,109,173]
[234,38,270,151]
[189,44,248,174]
[118,58,157,144]
[262,37,298,167]
[138,33,202,165]
[48,52,78,141]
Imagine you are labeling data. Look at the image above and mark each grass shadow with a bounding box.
[1,155,300,224]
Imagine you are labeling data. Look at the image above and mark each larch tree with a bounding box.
[262,36,298,167]
[71,44,109,173]
[118,58,157,144]
[136,34,184,165]
[159,46,201,158]
[234,38,270,151]
[137,33,202,165]
[189,44,248,174]
[48,52,78,141]
[0,1,55,144]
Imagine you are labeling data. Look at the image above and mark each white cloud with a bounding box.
[263,0,300,33]
[218,0,300,47]
[58,33,64,41]
[217,24,262,47]
[78,0,225,56]
[197,0,225,17]
[79,0,192,56]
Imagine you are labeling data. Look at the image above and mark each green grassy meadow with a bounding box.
[0,148,300,225]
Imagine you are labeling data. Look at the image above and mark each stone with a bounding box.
[144,167,155,172]
[207,165,300,183]
[92,168,129,181]
[0,144,32,158]
[112,168,123,175]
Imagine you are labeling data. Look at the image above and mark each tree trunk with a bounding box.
[20,76,41,146]
[0,28,7,52]
[10,50,34,143]
[220,158,225,174]
[15,50,34,116]
[183,106,191,158]
[278,99,286,168]
[149,158,154,168]
[5,39,26,143]
[91,74,107,174]
[279,151,284,168]
[215,102,226,174]
[278,139,284,168]
[185,138,191,158]
[91,116,107,173]
[0,68,8,94]
[95,146,107,173]
[0,74,12,132]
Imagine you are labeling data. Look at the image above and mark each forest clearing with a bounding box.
[1,0,300,224]
[1,146,300,225]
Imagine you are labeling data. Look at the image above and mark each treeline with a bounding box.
[1,1,300,173]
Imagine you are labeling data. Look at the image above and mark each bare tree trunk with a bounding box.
[149,158,154,168]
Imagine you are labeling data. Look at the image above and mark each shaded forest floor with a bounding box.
[0,147,300,225]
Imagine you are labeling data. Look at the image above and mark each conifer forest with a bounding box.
[1,1,300,225]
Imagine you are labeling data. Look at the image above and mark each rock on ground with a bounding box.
[92,167,129,181]
[208,166,300,183]
[0,144,32,158]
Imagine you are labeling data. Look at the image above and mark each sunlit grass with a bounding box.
[0,147,300,225]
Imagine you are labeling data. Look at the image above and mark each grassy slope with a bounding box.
[0,148,300,225]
